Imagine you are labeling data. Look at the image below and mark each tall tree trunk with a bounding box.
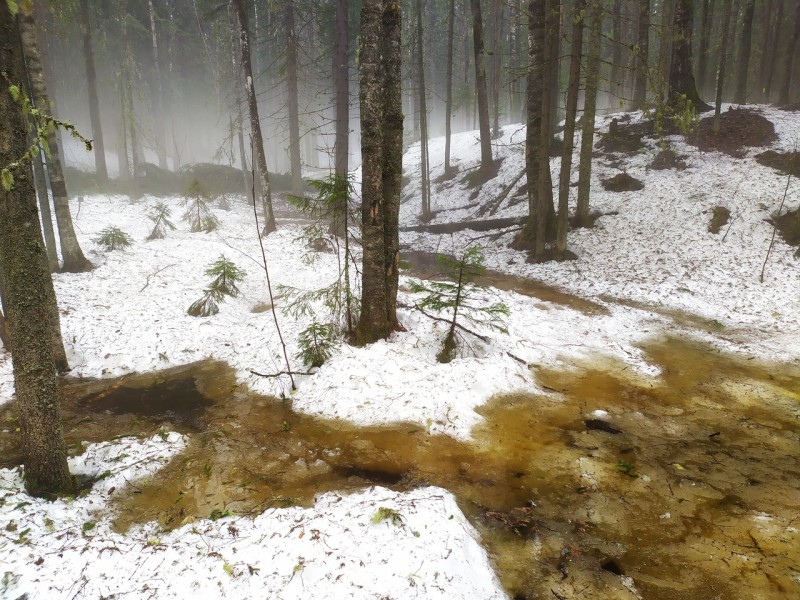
[576,0,602,227]
[285,0,303,196]
[633,0,651,109]
[381,0,403,332]
[334,0,349,177]
[231,0,276,234]
[79,0,108,181]
[147,0,168,169]
[444,0,456,175]
[538,0,558,255]
[117,73,130,180]
[696,0,712,95]
[470,0,493,170]
[0,1,73,497]
[611,0,624,104]
[416,0,431,218]
[18,9,92,273]
[526,0,546,258]
[490,2,504,135]
[713,0,733,133]
[779,2,800,104]
[764,0,784,102]
[229,5,249,194]
[733,0,755,103]
[668,0,710,111]
[546,0,561,135]
[556,0,585,255]
[758,0,777,102]
[656,0,676,101]
[357,0,390,344]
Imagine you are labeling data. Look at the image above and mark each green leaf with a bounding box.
[1,169,13,191]
[7,1,19,17]
[8,84,20,102]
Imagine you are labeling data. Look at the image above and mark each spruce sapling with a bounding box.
[183,179,219,233]
[187,255,246,317]
[93,226,133,251]
[147,202,176,240]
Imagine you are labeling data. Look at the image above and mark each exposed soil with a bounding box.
[602,173,645,192]
[773,207,800,248]
[708,206,731,234]
[689,107,777,157]
[755,150,800,178]
[596,118,653,155]
[650,148,687,170]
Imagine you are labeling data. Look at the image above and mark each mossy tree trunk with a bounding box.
[0,0,73,497]
[18,8,93,273]
[632,0,650,110]
[357,0,402,344]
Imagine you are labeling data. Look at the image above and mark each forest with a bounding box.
[1,0,799,598]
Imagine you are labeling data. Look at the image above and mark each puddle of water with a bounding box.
[401,250,609,315]
[1,338,797,599]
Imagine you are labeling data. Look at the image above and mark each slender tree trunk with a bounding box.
[765,0,784,102]
[657,0,676,101]
[334,0,349,177]
[714,0,733,133]
[79,0,108,181]
[696,0,712,96]
[117,74,130,180]
[285,0,303,195]
[416,0,431,218]
[555,0,585,255]
[538,0,557,253]
[470,0,493,170]
[231,0,276,234]
[526,0,546,258]
[668,0,709,111]
[0,1,73,497]
[229,6,249,194]
[18,9,92,273]
[30,139,58,272]
[444,0,456,175]
[357,0,390,344]
[734,0,755,103]
[633,0,651,109]
[577,0,602,227]
[758,0,777,102]
[382,0,402,332]
[490,2,504,135]
[547,0,561,135]
[611,0,624,104]
[147,0,168,169]
[779,2,800,104]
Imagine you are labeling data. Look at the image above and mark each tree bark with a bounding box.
[556,0,585,255]
[470,0,493,170]
[696,0,713,96]
[416,0,430,218]
[758,0,777,102]
[779,1,800,104]
[577,0,602,227]
[285,0,303,195]
[30,139,58,272]
[357,0,390,344]
[667,0,710,112]
[79,0,108,181]
[228,5,249,194]
[633,0,651,109]
[734,0,755,104]
[231,0,276,234]
[381,0,402,332]
[657,0,676,102]
[764,0,784,102]
[147,0,168,170]
[611,0,624,104]
[0,0,73,497]
[334,0,349,177]
[526,0,547,258]
[444,0,456,175]
[713,0,733,133]
[18,9,92,273]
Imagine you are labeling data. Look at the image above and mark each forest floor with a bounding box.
[1,104,799,599]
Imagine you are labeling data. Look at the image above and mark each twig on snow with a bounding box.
[139,264,177,292]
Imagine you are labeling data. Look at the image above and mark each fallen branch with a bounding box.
[761,155,794,283]
[249,368,314,379]
[139,264,177,292]
[476,169,525,217]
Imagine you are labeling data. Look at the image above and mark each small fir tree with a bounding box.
[93,226,133,251]
[188,255,246,317]
[295,321,336,368]
[183,179,219,233]
[147,202,176,240]
[410,246,509,363]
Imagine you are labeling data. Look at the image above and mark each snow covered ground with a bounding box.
[1,104,799,599]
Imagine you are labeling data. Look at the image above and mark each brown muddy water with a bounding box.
[0,337,798,600]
